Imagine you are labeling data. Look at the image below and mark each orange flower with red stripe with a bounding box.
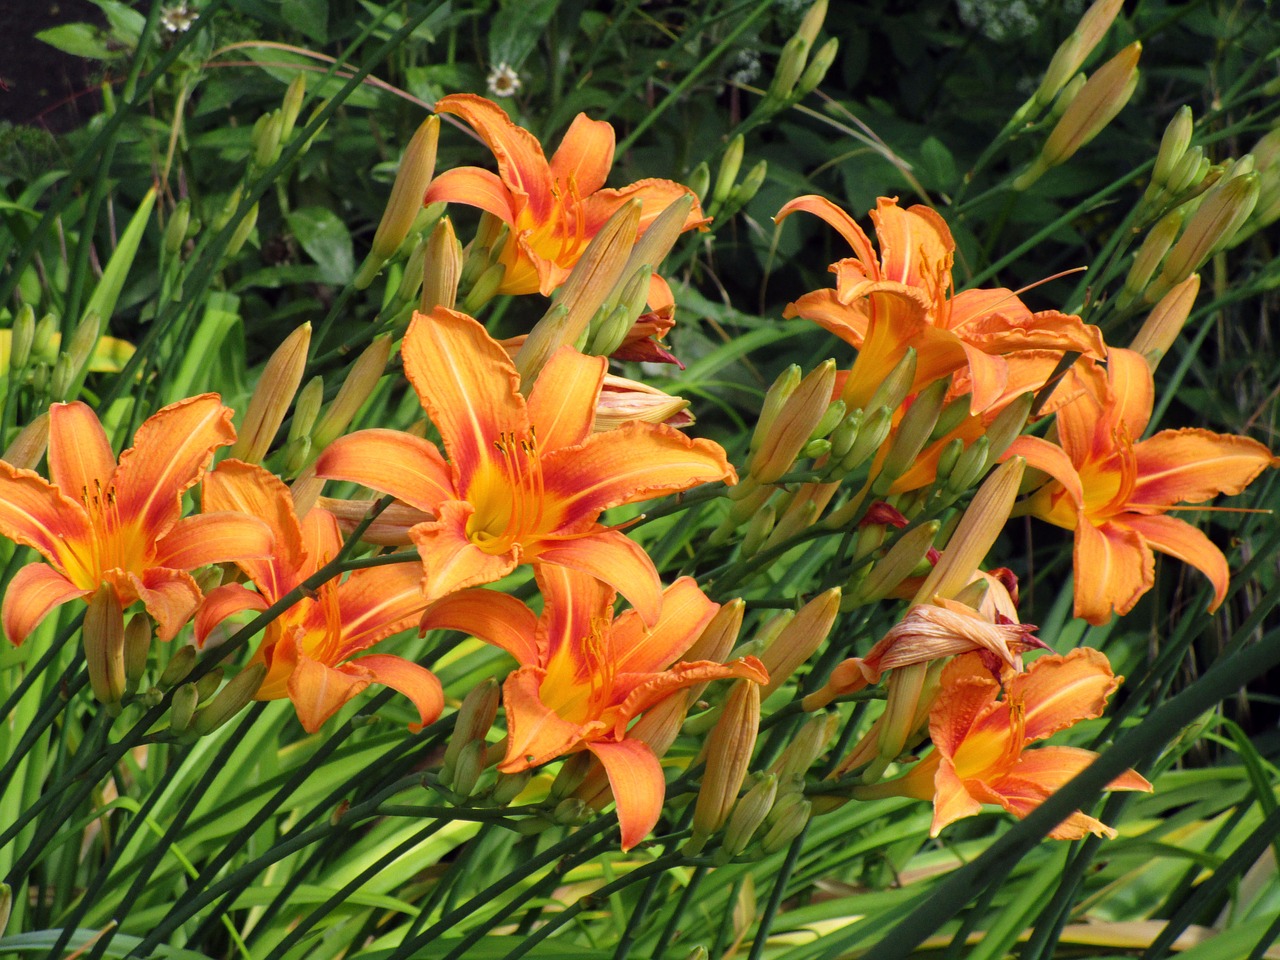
[316,307,735,623]
[1008,347,1278,624]
[860,648,1151,839]
[424,94,708,296]
[421,566,767,850]
[0,396,271,644]
[196,460,442,733]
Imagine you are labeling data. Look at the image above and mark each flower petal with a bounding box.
[400,309,528,493]
[131,567,204,642]
[606,577,719,674]
[353,654,444,731]
[1131,428,1277,510]
[113,394,236,537]
[419,588,540,664]
[775,195,880,272]
[0,459,91,570]
[423,167,517,224]
[1121,513,1231,613]
[1072,519,1152,624]
[194,582,269,647]
[535,563,615,666]
[549,113,615,197]
[1010,648,1120,744]
[1004,435,1085,518]
[330,563,430,655]
[929,756,985,836]
[202,460,305,592]
[409,500,519,602]
[586,739,664,851]
[612,656,768,735]
[153,512,275,575]
[928,653,1002,759]
[869,199,954,289]
[46,402,116,503]
[580,180,708,237]
[526,346,606,452]
[286,655,371,733]
[533,528,661,627]
[500,666,589,769]
[315,428,455,515]
[2,563,89,644]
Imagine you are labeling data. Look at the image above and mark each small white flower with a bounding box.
[160,3,199,33]
[486,62,522,99]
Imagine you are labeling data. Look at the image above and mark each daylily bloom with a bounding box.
[424,93,708,296]
[776,195,1106,414]
[856,648,1151,840]
[0,396,272,644]
[316,307,735,623]
[420,566,768,850]
[196,460,442,733]
[1007,347,1278,624]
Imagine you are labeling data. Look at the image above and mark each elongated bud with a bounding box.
[285,377,325,472]
[164,199,192,257]
[225,201,259,259]
[1122,211,1182,302]
[750,360,837,484]
[593,375,692,431]
[766,35,809,106]
[123,613,152,691]
[873,378,949,495]
[553,798,591,826]
[863,347,918,414]
[492,769,532,805]
[1017,42,1141,189]
[945,435,991,495]
[917,456,1025,603]
[1165,145,1209,199]
[1046,72,1087,123]
[759,793,811,853]
[193,662,267,736]
[85,585,126,711]
[194,666,225,703]
[751,365,802,456]
[686,598,746,665]
[1032,0,1125,109]
[252,110,284,171]
[2,411,49,469]
[390,234,429,309]
[50,355,77,402]
[311,335,391,450]
[740,503,777,557]
[169,682,200,734]
[231,322,311,463]
[929,398,971,444]
[712,135,745,210]
[796,37,838,97]
[1151,106,1194,192]
[687,161,710,203]
[624,194,698,286]
[357,116,441,288]
[587,265,652,357]
[516,200,642,384]
[849,520,941,606]
[770,712,838,784]
[449,739,488,798]
[761,495,819,552]
[8,303,35,373]
[462,262,507,315]
[421,216,463,311]
[550,752,593,801]
[981,392,1033,462]
[809,399,846,442]
[65,310,102,381]
[723,160,768,218]
[721,773,778,858]
[759,588,841,698]
[934,437,964,483]
[280,73,307,143]
[1130,274,1199,370]
[1149,173,1259,301]
[841,406,893,474]
[692,681,762,845]
[158,645,197,689]
[442,678,500,783]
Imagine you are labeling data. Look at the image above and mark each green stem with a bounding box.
[747,822,810,960]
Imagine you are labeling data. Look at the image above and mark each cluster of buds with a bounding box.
[759,0,838,117]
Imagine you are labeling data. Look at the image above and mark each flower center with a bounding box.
[465,429,547,555]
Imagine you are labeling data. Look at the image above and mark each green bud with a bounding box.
[796,0,828,50]
[873,378,949,495]
[686,161,711,203]
[169,683,200,735]
[164,199,191,256]
[1122,210,1182,301]
[225,201,259,259]
[827,409,862,463]
[443,678,500,775]
[461,262,506,315]
[288,376,326,445]
[50,354,76,402]
[721,773,778,858]
[766,35,810,106]
[712,135,745,210]
[841,405,893,473]
[9,303,35,372]
[751,365,802,456]
[982,392,1033,461]
[802,438,831,459]
[553,798,592,826]
[934,437,964,482]
[192,663,267,736]
[1152,106,1194,190]
[740,503,776,558]
[65,310,101,380]
[212,185,243,233]
[280,73,307,143]
[945,435,991,494]
[849,519,941,605]
[33,313,59,362]
[760,794,811,853]
[796,36,838,97]
[770,713,838,783]
[449,739,488,799]
[929,398,970,443]
[865,348,918,414]
[311,334,393,451]
[491,769,533,805]
[252,110,285,171]
[195,666,225,703]
[723,160,768,218]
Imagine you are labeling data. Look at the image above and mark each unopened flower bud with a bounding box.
[934,437,964,482]
[449,739,488,798]
[123,613,152,691]
[1130,274,1199,370]
[442,678,500,781]
[1046,72,1087,123]
[164,199,191,256]
[770,713,838,784]
[802,438,830,459]
[1032,0,1125,109]
[692,680,762,843]
[279,73,307,144]
[8,303,35,373]
[723,160,768,218]
[750,359,837,484]
[759,793,811,853]
[751,366,802,457]
[840,405,893,474]
[550,751,593,801]
[1150,173,1259,300]
[759,588,841,698]
[492,769,532,805]
[1122,211,1182,303]
[848,520,941,606]
[687,161,711,203]
[553,797,592,825]
[2,412,49,469]
[760,494,819,552]
[193,662,267,736]
[224,201,258,259]
[945,436,991,495]
[421,216,463,312]
[766,35,809,106]
[311,335,392,451]
[65,310,101,381]
[721,773,778,858]
[169,682,200,735]
[1151,106,1194,192]
[712,135,745,210]
[461,262,507,315]
[1165,145,1210,199]
[740,503,777,557]
[85,584,126,711]
[252,111,284,171]
[981,392,1033,463]
[158,645,197,689]
[686,598,746,665]
[194,666,225,703]
[863,347,918,414]
[873,378,949,495]
[796,37,838,97]
[231,322,311,463]
[357,115,441,288]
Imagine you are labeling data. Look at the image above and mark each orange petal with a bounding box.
[113,394,236,537]
[535,564,615,665]
[2,562,89,644]
[1010,648,1120,743]
[775,195,880,272]
[410,500,519,602]
[46,402,116,503]
[353,654,444,731]
[420,588,540,664]
[203,460,305,591]
[928,654,1002,759]
[586,739,664,851]
[1104,348,1156,442]
[287,654,371,733]
[153,512,274,574]
[543,421,735,527]
[526,346,606,452]
[131,567,204,642]
[500,666,590,769]
[1004,435,1085,517]
[423,167,518,224]
[433,94,553,219]
[953,344,1009,415]
[580,179,708,237]
[606,576,719,674]
[299,509,344,574]
[194,582,269,647]
[929,756,985,836]
[327,563,430,655]
[0,459,91,570]
[867,200,953,289]
[400,309,527,491]
[549,113,615,197]
[1072,519,1152,624]
[533,528,661,627]
[315,428,454,515]
[783,289,867,349]
[1121,513,1230,613]
[1131,428,1277,510]
[612,656,768,734]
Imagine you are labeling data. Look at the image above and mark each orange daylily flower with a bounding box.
[0,396,272,644]
[421,566,768,850]
[1007,347,1279,624]
[864,648,1151,839]
[424,93,709,296]
[196,460,442,733]
[777,196,1106,413]
[315,307,735,623]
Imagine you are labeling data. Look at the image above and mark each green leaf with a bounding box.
[35,23,112,60]
[282,0,328,42]
[285,206,354,284]
[0,930,214,959]
[90,0,146,42]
